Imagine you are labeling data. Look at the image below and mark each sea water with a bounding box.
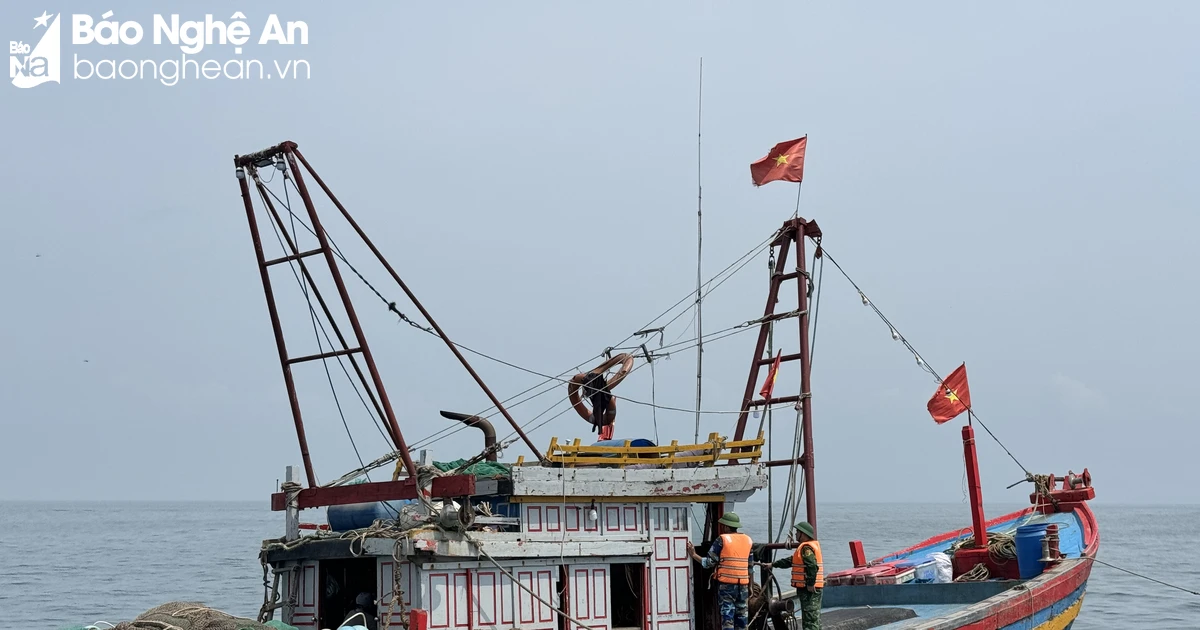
[1,502,1196,628]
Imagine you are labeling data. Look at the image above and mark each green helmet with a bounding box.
[718,512,742,529]
[793,521,816,539]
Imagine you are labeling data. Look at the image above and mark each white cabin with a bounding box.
[262,443,767,630]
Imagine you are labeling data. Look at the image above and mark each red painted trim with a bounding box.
[428,573,450,629]
[674,565,691,613]
[871,506,1035,564]
[269,474,475,510]
[674,536,689,561]
[606,506,621,532]
[644,564,652,630]
[500,571,512,625]
[459,571,472,629]
[302,564,316,607]
[574,569,591,619]
[624,506,639,531]
[546,506,562,532]
[955,558,1091,629]
[527,506,543,532]
[566,506,581,532]
[656,567,672,614]
[654,537,671,561]
[517,571,535,625]
[1076,502,1100,554]
[538,569,554,623]
[559,566,571,628]
[593,568,609,619]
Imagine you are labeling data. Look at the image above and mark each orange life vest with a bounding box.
[790,541,824,589]
[715,533,752,585]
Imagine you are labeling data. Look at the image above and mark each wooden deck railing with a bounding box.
[515,432,765,468]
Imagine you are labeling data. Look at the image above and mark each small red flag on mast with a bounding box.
[750,136,807,186]
[759,350,782,400]
[927,363,972,424]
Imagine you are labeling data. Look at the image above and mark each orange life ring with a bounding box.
[567,353,634,430]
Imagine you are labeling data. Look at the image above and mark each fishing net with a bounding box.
[432,458,510,478]
[101,602,297,630]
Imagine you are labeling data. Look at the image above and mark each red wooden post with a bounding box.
[849,540,867,568]
[962,425,988,548]
[409,609,429,630]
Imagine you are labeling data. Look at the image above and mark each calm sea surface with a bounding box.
[1,502,1196,628]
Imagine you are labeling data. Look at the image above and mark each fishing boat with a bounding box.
[229,140,1097,630]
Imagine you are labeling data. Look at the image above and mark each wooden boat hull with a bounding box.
[783,502,1098,629]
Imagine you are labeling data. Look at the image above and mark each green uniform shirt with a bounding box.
[771,545,819,586]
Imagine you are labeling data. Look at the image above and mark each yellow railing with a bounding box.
[516,432,764,468]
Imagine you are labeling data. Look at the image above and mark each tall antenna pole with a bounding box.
[693,57,704,444]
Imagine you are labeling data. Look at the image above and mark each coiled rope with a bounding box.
[948,531,1017,565]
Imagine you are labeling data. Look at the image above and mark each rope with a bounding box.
[954,563,990,582]
[820,247,1032,477]
[949,531,1017,565]
[1089,558,1200,596]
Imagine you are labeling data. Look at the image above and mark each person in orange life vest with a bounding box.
[686,512,753,630]
[770,521,823,630]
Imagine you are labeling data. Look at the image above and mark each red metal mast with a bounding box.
[733,217,822,532]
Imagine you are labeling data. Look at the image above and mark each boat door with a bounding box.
[287,560,319,629]
[649,506,693,630]
[567,563,612,630]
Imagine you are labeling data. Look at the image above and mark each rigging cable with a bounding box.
[397,237,787,449]
[259,176,780,446]
[819,246,1032,478]
[257,180,795,458]
[256,176,394,448]
[263,175,778,361]
[255,176,386,469]
[1089,558,1200,596]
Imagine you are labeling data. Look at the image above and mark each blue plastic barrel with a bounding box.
[1015,524,1049,579]
[327,500,413,531]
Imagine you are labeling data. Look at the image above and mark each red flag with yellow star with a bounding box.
[927,363,971,424]
[750,136,807,186]
[759,350,782,400]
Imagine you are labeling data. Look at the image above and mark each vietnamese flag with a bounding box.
[759,350,782,400]
[927,363,972,424]
[750,136,807,186]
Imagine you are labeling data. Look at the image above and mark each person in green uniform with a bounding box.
[771,521,823,630]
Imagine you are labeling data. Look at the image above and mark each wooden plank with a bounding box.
[510,494,726,504]
[547,450,762,467]
[270,474,476,511]
[264,539,357,563]
[510,464,767,499]
[551,437,763,455]
[394,531,654,559]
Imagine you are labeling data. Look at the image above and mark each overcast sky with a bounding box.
[1,1,1197,505]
